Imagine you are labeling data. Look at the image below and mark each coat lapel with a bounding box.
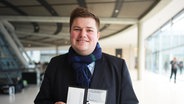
[90,55,110,89]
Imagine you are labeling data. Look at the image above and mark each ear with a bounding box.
[97,32,100,39]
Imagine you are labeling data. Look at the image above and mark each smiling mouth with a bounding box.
[77,39,88,42]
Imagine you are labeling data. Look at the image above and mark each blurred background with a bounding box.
[0,0,184,104]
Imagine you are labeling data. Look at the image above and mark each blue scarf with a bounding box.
[68,43,102,88]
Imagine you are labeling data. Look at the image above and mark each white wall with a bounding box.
[102,45,137,71]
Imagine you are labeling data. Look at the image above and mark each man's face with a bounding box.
[70,17,100,56]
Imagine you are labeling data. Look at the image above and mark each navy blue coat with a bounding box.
[34,53,139,104]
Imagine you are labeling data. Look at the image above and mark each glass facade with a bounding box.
[145,10,184,74]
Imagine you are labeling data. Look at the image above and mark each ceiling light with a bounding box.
[115,10,119,13]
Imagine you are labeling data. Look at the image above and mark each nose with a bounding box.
[80,28,87,37]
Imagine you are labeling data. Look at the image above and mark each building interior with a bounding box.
[0,0,184,104]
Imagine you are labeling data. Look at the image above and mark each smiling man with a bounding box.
[70,17,99,56]
[34,7,139,104]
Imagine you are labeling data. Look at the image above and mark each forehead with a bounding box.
[72,17,97,27]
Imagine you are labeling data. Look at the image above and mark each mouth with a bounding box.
[76,39,89,46]
[77,39,88,43]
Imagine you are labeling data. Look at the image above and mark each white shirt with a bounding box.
[87,62,95,75]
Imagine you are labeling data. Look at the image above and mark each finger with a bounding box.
[55,101,65,104]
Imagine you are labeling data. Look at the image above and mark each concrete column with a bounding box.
[56,45,59,56]
[129,45,134,70]
[137,22,145,80]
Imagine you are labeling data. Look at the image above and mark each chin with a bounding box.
[78,47,88,52]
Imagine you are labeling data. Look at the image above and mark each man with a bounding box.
[170,57,178,83]
[34,7,139,104]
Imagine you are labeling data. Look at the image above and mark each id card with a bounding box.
[66,87,85,104]
[66,87,107,104]
[87,88,107,104]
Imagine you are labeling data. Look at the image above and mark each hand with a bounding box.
[55,101,65,104]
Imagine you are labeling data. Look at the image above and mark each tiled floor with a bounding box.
[131,70,184,104]
[1,70,184,104]
[0,85,39,104]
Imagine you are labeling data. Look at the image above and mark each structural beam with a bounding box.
[16,31,69,40]
[21,40,53,46]
[0,16,138,24]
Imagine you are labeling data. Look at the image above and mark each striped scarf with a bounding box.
[68,43,102,88]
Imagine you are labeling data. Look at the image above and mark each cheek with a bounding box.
[89,34,99,41]
[70,32,77,39]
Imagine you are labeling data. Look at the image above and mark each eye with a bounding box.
[73,28,81,31]
[87,29,93,32]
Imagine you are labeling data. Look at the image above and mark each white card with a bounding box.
[66,87,85,104]
[66,87,107,104]
[87,89,107,104]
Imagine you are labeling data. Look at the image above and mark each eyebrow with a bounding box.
[72,26,95,29]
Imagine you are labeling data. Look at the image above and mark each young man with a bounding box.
[34,7,139,104]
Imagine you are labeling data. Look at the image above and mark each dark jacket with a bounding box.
[34,53,139,104]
